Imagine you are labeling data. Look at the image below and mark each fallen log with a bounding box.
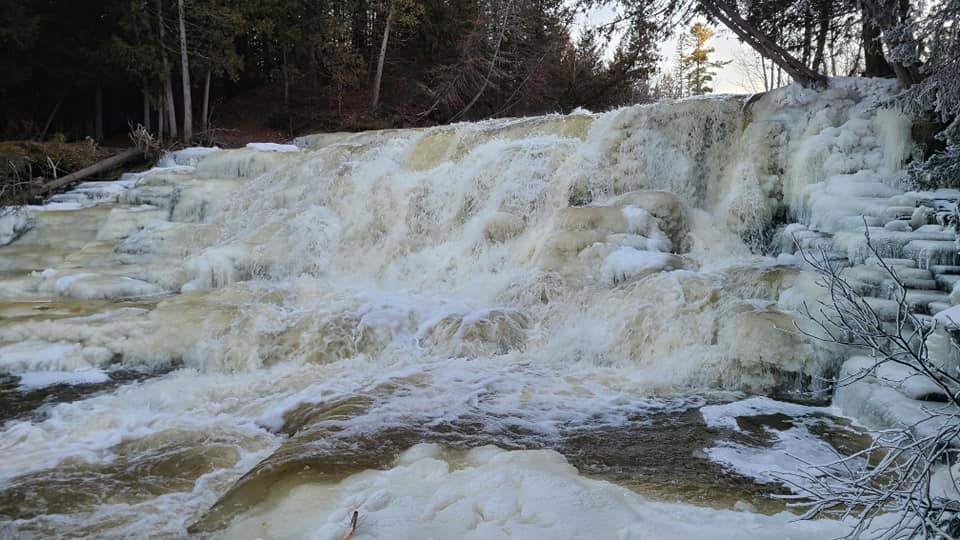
[31,147,142,199]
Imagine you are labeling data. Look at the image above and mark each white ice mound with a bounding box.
[223,443,858,540]
[835,356,959,442]
[700,396,831,431]
[40,271,165,300]
[195,147,298,179]
[0,207,32,246]
[602,247,679,285]
[156,146,221,167]
[17,369,109,389]
[245,142,300,152]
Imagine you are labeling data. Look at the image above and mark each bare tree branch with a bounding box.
[784,222,960,538]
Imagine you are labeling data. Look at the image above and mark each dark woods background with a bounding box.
[0,0,663,143]
[0,0,955,147]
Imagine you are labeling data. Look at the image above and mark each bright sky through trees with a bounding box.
[576,4,753,93]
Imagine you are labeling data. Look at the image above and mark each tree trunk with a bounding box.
[828,31,838,76]
[202,70,211,133]
[699,0,827,87]
[760,55,769,91]
[676,35,686,97]
[38,96,63,141]
[888,0,924,87]
[143,87,152,132]
[448,0,512,122]
[800,11,813,67]
[163,77,178,138]
[699,0,827,88]
[811,2,830,74]
[94,80,103,140]
[282,48,290,107]
[861,4,894,78]
[158,89,165,140]
[178,0,192,142]
[370,0,395,113]
[158,0,178,138]
[847,41,862,76]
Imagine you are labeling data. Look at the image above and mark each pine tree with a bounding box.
[680,22,730,95]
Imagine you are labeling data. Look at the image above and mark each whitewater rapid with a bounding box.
[0,79,929,538]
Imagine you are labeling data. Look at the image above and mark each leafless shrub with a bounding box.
[0,160,37,206]
[128,123,164,160]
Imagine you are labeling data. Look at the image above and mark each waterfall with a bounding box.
[0,78,926,539]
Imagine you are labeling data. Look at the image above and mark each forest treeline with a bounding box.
[0,0,957,149]
[0,0,657,142]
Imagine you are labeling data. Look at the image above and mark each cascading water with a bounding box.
[0,79,929,538]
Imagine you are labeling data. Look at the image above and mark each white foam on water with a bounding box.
[0,365,290,482]
[705,425,845,485]
[0,340,89,373]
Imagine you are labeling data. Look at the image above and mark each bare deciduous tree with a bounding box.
[157,0,178,140]
[177,0,192,142]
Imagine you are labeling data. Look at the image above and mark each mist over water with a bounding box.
[0,79,915,538]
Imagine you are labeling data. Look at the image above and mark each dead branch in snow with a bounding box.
[342,510,359,540]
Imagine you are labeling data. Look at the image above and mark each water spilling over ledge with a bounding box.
[0,79,948,538]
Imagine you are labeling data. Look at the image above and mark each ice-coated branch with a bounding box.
[786,225,960,538]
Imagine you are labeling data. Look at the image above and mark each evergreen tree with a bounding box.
[680,22,729,95]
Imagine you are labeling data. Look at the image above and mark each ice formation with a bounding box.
[220,444,859,540]
[0,78,954,537]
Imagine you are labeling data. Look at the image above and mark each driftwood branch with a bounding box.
[30,147,142,199]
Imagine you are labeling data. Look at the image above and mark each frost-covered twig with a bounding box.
[785,224,960,538]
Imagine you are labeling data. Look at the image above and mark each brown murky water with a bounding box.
[0,359,871,537]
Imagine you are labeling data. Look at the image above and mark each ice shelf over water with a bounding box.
[0,78,956,538]
[220,444,862,540]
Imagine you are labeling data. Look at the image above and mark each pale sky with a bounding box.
[575,6,754,94]
[663,26,754,93]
